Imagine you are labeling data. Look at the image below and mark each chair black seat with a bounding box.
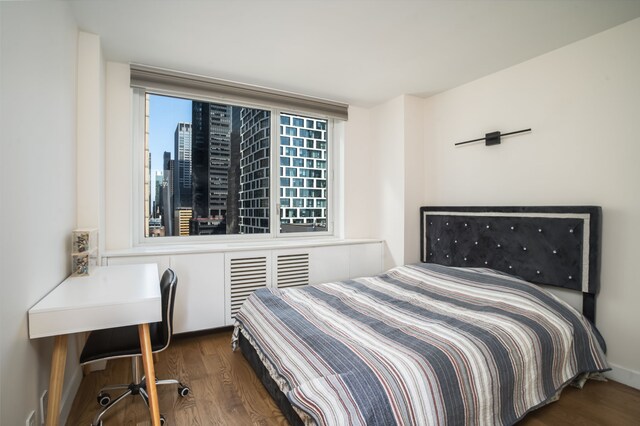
[80,322,165,364]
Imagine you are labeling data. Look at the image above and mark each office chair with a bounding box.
[79,268,189,426]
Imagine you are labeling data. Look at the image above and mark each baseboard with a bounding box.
[605,363,640,390]
[58,364,83,425]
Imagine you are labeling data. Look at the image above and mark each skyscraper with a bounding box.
[162,151,174,236]
[226,108,242,234]
[191,102,232,234]
[153,170,163,217]
[239,108,271,234]
[279,113,328,232]
[173,122,192,209]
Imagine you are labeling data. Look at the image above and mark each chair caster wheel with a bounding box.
[178,386,190,397]
[97,392,110,407]
[160,414,166,425]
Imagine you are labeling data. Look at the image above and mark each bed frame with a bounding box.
[240,205,602,425]
[420,206,602,323]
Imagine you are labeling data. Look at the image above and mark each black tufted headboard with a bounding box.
[420,206,602,323]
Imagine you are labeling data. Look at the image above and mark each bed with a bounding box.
[232,206,609,425]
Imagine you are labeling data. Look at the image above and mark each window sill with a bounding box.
[103,237,383,258]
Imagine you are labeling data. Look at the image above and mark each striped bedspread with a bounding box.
[233,263,609,425]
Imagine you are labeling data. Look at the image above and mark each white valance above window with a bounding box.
[130,64,348,121]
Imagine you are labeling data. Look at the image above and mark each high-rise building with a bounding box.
[173,122,192,209]
[191,102,231,230]
[278,113,328,232]
[174,208,193,236]
[162,151,174,236]
[239,108,271,234]
[153,170,163,218]
[226,108,242,234]
[146,151,152,235]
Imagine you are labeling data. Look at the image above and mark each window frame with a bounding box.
[132,87,340,246]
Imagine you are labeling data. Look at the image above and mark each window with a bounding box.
[140,90,340,238]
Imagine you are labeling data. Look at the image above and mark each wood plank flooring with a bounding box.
[66,330,640,425]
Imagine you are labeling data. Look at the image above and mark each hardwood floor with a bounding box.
[67,330,640,425]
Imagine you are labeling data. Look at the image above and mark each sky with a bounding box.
[148,94,192,174]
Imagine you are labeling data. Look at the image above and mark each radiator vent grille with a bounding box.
[277,253,309,288]
[229,256,268,318]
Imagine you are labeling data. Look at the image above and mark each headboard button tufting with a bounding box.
[420,205,602,325]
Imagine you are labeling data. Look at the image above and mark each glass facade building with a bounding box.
[239,108,271,234]
[173,122,192,209]
[279,113,328,232]
[191,102,231,234]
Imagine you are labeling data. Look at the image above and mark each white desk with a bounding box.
[29,264,162,426]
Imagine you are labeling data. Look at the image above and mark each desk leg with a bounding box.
[45,334,68,426]
[138,324,160,426]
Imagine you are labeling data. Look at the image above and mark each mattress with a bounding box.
[233,263,609,425]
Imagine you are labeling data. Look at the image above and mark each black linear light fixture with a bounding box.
[455,128,532,147]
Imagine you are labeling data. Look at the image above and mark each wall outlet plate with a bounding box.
[26,410,36,426]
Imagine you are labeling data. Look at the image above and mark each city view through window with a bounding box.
[145,94,328,238]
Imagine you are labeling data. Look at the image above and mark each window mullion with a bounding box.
[272,109,282,238]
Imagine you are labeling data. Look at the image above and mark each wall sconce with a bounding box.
[455,128,531,147]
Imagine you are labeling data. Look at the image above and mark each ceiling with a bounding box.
[68,0,640,107]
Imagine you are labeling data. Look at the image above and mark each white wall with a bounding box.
[77,32,106,249]
[422,17,640,388]
[0,2,80,424]
[363,95,426,269]
[403,95,425,265]
[343,106,377,239]
[104,62,132,250]
[372,96,406,269]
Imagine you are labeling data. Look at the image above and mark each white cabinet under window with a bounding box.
[107,253,225,333]
[309,245,350,284]
[170,253,225,333]
[349,243,385,279]
[106,241,383,333]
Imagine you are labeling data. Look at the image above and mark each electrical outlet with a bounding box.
[26,410,36,426]
[40,390,48,425]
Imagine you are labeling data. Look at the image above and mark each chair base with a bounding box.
[89,358,189,426]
